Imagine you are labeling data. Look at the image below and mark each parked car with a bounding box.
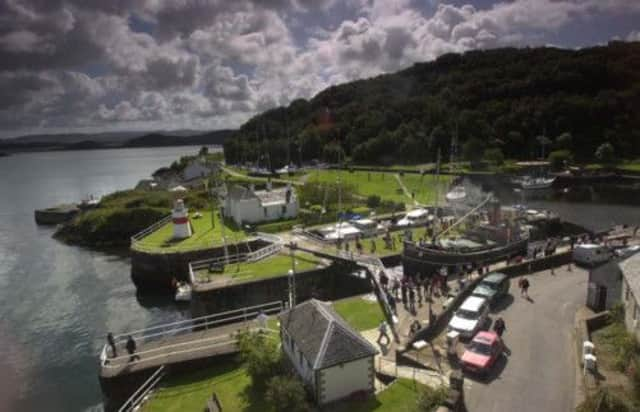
[460,331,504,376]
[573,244,612,266]
[448,296,490,339]
[471,272,510,306]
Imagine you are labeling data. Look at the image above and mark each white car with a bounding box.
[397,208,431,227]
[573,244,612,266]
[448,296,489,339]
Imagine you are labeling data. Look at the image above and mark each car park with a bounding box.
[448,296,490,339]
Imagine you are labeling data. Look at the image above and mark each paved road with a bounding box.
[465,266,588,412]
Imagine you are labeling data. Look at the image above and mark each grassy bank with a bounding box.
[133,210,246,253]
[54,189,210,248]
[195,251,323,283]
[333,296,385,332]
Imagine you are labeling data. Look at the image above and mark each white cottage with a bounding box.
[222,183,297,225]
[621,253,640,341]
[278,299,378,405]
[182,159,218,181]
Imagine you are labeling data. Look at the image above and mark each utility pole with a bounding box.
[288,242,297,308]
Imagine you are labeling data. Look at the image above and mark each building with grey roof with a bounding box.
[221,181,297,226]
[278,299,378,405]
[621,252,640,341]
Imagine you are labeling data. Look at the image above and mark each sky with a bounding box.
[1,0,640,139]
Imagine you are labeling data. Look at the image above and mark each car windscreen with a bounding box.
[468,341,492,356]
[456,309,478,319]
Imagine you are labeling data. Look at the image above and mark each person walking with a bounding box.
[519,277,530,299]
[401,280,408,308]
[107,332,117,358]
[126,335,140,362]
[493,317,506,337]
[377,321,390,345]
[386,291,397,315]
[380,270,389,291]
[408,287,416,313]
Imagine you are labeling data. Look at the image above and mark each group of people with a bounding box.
[379,270,450,316]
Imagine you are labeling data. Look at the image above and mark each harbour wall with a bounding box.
[130,239,270,292]
[190,261,372,316]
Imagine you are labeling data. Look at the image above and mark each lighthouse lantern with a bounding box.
[172,199,192,239]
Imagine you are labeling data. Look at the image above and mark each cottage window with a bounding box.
[299,350,304,365]
[264,207,268,217]
[281,205,287,215]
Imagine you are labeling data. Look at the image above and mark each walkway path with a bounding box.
[394,173,419,206]
[220,166,304,186]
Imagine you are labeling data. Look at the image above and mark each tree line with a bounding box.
[224,41,640,167]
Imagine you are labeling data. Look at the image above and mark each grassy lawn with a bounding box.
[589,320,640,410]
[618,161,640,172]
[134,210,247,253]
[398,173,452,205]
[142,359,263,412]
[333,378,429,412]
[308,170,408,203]
[195,251,323,283]
[333,295,385,332]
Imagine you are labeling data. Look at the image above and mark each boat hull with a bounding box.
[402,239,528,276]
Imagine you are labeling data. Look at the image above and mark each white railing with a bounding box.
[247,242,282,262]
[255,232,285,244]
[100,301,283,366]
[188,242,282,284]
[130,214,172,244]
[118,366,166,412]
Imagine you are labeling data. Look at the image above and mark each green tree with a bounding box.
[462,137,485,162]
[237,330,282,386]
[554,132,572,150]
[483,148,505,166]
[199,146,209,156]
[595,142,615,163]
[265,375,310,412]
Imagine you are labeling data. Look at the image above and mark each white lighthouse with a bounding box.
[172,199,192,240]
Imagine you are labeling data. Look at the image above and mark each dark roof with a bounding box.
[621,252,640,300]
[227,185,256,201]
[279,299,378,370]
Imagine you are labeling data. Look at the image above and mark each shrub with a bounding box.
[595,142,615,164]
[576,388,631,412]
[255,219,299,233]
[265,375,310,412]
[366,195,381,208]
[548,150,573,170]
[483,148,505,166]
[416,385,448,412]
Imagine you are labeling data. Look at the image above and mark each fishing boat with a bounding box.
[520,176,555,190]
[174,282,192,302]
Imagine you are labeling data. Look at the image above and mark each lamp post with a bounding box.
[288,242,297,308]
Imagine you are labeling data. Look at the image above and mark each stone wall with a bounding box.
[190,261,372,316]
[130,239,270,292]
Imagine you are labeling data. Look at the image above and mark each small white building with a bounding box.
[278,299,378,405]
[182,159,218,181]
[621,252,640,341]
[172,199,192,239]
[222,183,297,225]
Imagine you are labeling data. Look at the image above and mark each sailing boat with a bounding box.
[445,125,467,203]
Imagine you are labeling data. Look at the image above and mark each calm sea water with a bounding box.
[0,146,219,412]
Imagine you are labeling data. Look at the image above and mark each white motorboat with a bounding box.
[445,186,467,202]
[175,282,192,302]
[520,177,555,190]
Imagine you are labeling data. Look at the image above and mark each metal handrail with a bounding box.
[118,366,166,412]
[130,214,172,243]
[101,301,283,365]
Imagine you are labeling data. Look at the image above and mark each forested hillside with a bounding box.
[224,42,640,167]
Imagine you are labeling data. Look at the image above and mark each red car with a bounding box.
[460,331,503,376]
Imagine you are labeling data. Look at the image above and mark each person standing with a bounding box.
[408,287,416,313]
[380,270,389,291]
[107,332,117,358]
[126,335,140,362]
[493,317,506,337]
[392,278,400,299]
[520,277,530,299]
[377,321,390,345]
[386,291,397,315]
[401,279,408,308]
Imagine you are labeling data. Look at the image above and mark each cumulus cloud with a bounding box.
[1,0,640,137]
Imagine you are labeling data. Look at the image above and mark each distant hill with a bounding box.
[0,129,235,152]
[224,41,640,167]
[125,130,234,147]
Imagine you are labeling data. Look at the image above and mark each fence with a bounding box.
[130,214,172,245]
[100,300,284,367]
[118,366,166,412]
[188,242,283,284]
